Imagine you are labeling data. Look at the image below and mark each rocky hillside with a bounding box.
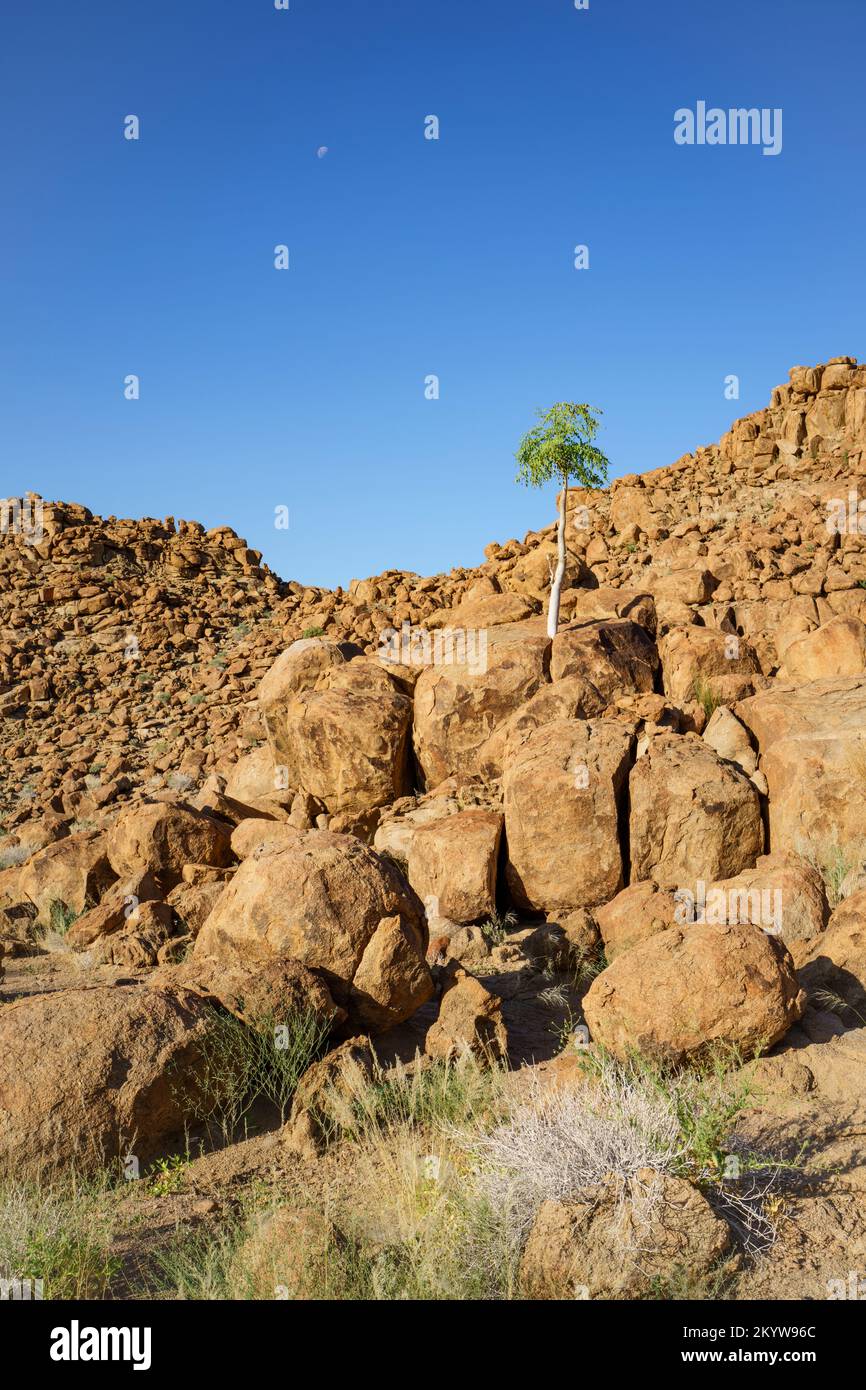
[3,356,866,1302]
[1,355,864,833]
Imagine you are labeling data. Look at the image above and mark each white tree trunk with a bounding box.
[547,480,568,638]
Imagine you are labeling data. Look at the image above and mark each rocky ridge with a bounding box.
[3,357,866,1300]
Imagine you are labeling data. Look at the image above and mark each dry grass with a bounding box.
[0,1173,120,1299]
[795,833,866,907]
[3,1048,798,1301]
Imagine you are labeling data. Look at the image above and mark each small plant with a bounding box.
[547,1005,584,1055]
[301,625,325,639]
[148,1154,189,1197]
[538,982,570,1010]
[48,899,79,936]
[0,841,33,870]
[795,834,864,907]
[151,1217,247,1300]
[692,676,722,719]
[812,986,866,1029]
[480,909,517,948]
[347,1053,508,1141]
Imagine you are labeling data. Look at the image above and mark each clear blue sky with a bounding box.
[2,0,864,587]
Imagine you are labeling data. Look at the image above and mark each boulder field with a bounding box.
[3,357,866,1175]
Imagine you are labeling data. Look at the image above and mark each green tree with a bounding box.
[515,402,610,637]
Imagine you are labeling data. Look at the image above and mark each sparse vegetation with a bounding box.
[796,833,865,906]
[692,676,723,720]
[0,841,32,870]
[47,899,80,937]
[180,1006,333,1140]
[148,1154,189,1197]
[0,1175,120,1300]
[480,908,518,947]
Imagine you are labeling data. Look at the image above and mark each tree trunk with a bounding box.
[547,480,568,638]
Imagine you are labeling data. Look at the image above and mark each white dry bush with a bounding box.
[453,1053,791,1262]
[0,841,33,870]
[460,1065,681,1251]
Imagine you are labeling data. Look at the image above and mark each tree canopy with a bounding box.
[515,402,610,491]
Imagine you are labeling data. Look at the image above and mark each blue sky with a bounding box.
[2,0,864,587]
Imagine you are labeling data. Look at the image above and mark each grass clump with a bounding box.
[181,1006,332,1140]
[795,833,865,907]
[692,676,723,720]
[0,841,33,870]
[0,1175,120,1299]
[480,908,518,948]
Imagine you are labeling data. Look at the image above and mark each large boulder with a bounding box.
[0,984,224,1172]
[520,1171,731,1300]
[17,831,117,928]
[349,915,437,1032]
[583,922,806,1063]
[427,591,535,629]
[407,810,502,924]
[504,719,632,912]
[735,678,866,854]
[257,637,350,710]
[194,830,433,1032]
[372,793,462,866]
[559,585,656,634]
[648,568,715,607]
[66,871,162,949]
[413,626,550,786]
[659,625,761,706]
[549,620,659,699]
[629,734,764,889]
[782,616,866,683]
[259,653,412,818]
[108,802,233,892]
[702,706,762,786]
